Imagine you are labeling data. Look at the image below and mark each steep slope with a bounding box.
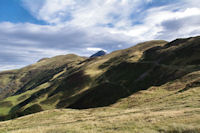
[69,37,200,109]
[0,36,200,122]
[0,54,85,100]
[0,54,86,119]
[0,40,168,120]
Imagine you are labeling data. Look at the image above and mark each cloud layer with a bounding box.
[1,0,200,71]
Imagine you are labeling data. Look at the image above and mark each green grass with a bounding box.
[0,82,51,117]
[0,108,10,116]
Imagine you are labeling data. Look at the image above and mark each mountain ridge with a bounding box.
[0,36,199,123]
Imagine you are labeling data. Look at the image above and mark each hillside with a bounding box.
[0,81,199,133]
[0,36,200,132]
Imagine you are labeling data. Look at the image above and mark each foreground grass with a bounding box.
[0,86,199,133]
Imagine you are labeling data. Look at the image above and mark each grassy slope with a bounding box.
[0,54,85,99]
[0,37,200,132]
[0,40,168,119]
[0,81,199,133]
[0,54,86,117]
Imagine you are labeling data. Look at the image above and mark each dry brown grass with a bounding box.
[1,39,200,133]
[0,83,199,133]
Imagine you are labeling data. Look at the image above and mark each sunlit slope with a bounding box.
[0,40,168,120]
[0,54,86,117]
[0,54,85,99]
[0,36,200,122]
[69,37,200,109]
[0,82,199,133]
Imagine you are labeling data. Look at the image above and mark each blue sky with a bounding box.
[0,0,200,71]
[0,0,46,24]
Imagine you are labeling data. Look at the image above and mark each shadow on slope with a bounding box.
[0,70,91,121]
[68,37,200,109]
[1,37,200,120]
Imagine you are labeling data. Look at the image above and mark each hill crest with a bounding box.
[0,36,199,122]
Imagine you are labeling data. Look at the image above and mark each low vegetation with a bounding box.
[0,84,199,133]
[0,36,200,132]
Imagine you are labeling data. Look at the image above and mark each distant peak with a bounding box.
[90,50,106,58]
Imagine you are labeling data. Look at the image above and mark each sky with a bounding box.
[0,0,200,71]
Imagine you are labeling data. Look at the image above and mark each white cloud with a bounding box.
[21,0,200,42]
[22,0,148,26]
[0,21,134,70]
[19,0,200,38]
[108,6,200,41]
[86,47,107,52]
[1,0,200,70]
[0,65,24,72]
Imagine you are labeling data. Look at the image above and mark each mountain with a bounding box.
[90,50,106,58]
[0,36,200,132]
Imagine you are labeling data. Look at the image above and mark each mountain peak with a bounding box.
[90,50,106,58]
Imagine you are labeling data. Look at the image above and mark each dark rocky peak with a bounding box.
[90,50,106,58]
